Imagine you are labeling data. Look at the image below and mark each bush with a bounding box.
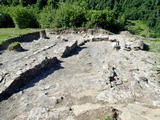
[0,5,14,27]
[149,32,160,38]
[125,20,150,37]
[53,3,86,28]
[37,0,48,10]
[0,11,14,27]
[39,6,56,28]
[85,10,105,28]
[85,8,114,30]
[10,6,39,28]
[47,0,59,8]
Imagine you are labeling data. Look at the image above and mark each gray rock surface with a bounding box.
[0,29,160,120]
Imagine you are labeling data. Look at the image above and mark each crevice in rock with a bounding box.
[111,108,120,120]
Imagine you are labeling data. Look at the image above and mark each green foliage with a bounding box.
[0,0,160,37]
[86,10,105,28]
[104,116,111,120]
[125,56,129,60]
[0,10,14,28]
[0,28,40,41]
[85,8,116,32]
[125,20,149,37]
[0,40,5,44]
[19,0,37,7]
[8,41,20,51]
[39,6,56,28]
[47,0,59,8]
[36,0,48,9]
[9,41,20,46]
[53,3,86,28]
[10,6,39,28]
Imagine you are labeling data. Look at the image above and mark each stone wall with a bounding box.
[0,31,41,51]
[46,27,107,35]
[0,57,58,101]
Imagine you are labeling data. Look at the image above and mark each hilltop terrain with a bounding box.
[0,29,160,120]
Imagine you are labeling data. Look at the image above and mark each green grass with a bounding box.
[126,20,160,38]
[126,20,160,53]
[125,20,149,37]
[125,56,129,60]
[8,41,20,51]
[9,41,20,46]
[0,40,5,44]
[144,38,160,53]
[0,28,40,42]
[104,116,111,120]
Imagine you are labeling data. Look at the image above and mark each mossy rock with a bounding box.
[8,42,23,52]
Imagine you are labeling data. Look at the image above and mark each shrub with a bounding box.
[53,3,86,28]
[10,6,39,28]
[0,11,14,27]
[85,8,114,30]
[86,10,105,28]
[0,5,14,27]
[47,0,59,8]
[37,0,48,10]
[39,6,56,28]
[149,32,160,38]
[125,20,150,37]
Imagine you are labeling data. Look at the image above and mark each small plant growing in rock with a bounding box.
[104,116,111,120]
[8,42,22,51]
[0,40,5,44]
[125,56,129,60]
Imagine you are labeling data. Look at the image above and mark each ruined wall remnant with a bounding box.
[0,57,58,101]
[62,41,78,58]
[0,31,41,51]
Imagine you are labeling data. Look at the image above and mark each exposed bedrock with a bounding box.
[0,39,80,101]
[0,29,160,120]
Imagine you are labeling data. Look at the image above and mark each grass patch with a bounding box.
[8,41,20,51]
[149,39,160,42]
[0,28,40,42]
[125,20,160,38]
[104,116,111,120]
[125,56,129,60]
[0,40,5,44]
[125,20,149,37]
[145,38,160,53]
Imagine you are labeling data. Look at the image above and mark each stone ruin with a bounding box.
[0,28,160,120]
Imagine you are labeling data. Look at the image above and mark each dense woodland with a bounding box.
[0,0,160,37]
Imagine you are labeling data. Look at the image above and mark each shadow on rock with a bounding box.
[0,60,64,102]
[143,43,150,51]
[68,46,87,57]
[21,60,64,91]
